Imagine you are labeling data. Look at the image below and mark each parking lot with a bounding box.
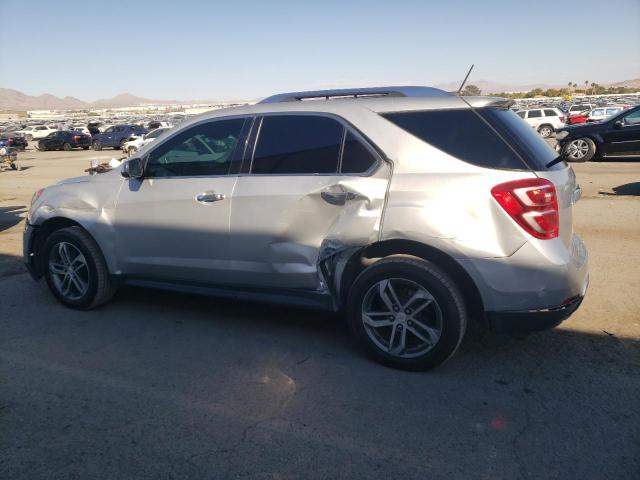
[1,145,639,479]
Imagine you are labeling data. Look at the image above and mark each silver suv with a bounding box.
[24,86,589,370]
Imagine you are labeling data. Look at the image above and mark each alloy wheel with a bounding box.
[361,278,443,358]
[566,139,589,160]
[48,241,89,300]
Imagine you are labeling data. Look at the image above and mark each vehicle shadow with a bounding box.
[0,205,26,233]
[112,286,640,375]
[599,182,640,196]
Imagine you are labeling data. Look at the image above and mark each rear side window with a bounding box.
[516,111,526,118]
[478,108,562,171]
[544,110,558,117]
[252,115,342,174]
[528,110,542,118]
[382,109,528,170]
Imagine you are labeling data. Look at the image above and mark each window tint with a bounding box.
[252,115,342,174]
[516,111,526,118]
[591,108,604,116]
[528,110,542,118]
[544,110,558,117]
[623,109,640,125]
[478,108,562,171]
[606,108,622,116]
[146,118,245,177]
[382,109,528,170]
[341,131,377,173]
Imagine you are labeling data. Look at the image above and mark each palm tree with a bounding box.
[573,83,578,90]
[568,81,573,92]
[584,80,589,94]
[590,82,596,95]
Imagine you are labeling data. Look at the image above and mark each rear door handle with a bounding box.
[321,191,356,206]
[196,191,225,203]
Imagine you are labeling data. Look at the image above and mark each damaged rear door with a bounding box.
[227,113,391,290]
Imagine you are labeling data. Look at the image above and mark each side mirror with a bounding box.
[121,157,144,179]
[613,120,623,129]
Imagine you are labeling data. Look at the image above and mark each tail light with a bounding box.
[72,135,81,141]
[559,116,565,122]
[491,178,559,239]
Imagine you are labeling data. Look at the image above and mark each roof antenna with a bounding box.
[457,64,475,95]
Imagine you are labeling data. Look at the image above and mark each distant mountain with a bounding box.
[435,79,555,93]
[436,78,640,94]
[607,78,640,89]
[0,89,230,111]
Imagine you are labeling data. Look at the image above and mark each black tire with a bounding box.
[63,142,72,151]
[564,137,596,162]
[26,134,33,142]
[41,226,115,310]
[82,146,90,150]
[347,256,467,371]
[119,139,127,150]
[92,140,102,151]
[538,124,554,138]
[127,146,137,157]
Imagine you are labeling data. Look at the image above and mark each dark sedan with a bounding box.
[37,131,92,151]
[556,105,640,162]
[91,124,148,150]
[0,134,28,151]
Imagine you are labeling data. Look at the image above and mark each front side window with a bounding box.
[606,108,622,116]
[145,118,245,177]
[623,109,640,125]
[341,131,377,173]
[251,115,342,174]
[527,110,542,118]
[103,127,114,134]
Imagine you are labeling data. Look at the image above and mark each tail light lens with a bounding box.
[559,116,565,122]
[72,135,81,141]
[491,178,559,239]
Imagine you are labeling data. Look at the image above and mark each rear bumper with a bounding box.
[487,294,584,333]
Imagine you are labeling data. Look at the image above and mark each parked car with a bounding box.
[123,126,170,156]
[24,86,588,371]
[556,104,640,162]
[587,106,625,122]
[91,124,148,150]
[37,130,92,151]
[516,108,565,138]
[0,134,28,151]
[16,125,57,141]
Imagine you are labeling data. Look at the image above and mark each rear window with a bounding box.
[382,109,528,170]
[478,109,563,170]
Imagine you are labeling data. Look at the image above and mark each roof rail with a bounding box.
[258,86,451,104]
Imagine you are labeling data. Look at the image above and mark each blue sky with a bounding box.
[1,0,638,101]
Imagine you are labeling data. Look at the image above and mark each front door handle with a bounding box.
[321,191,356,206]
[195,191,225,203]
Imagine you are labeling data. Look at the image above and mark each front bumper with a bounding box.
[23,222,41,279]
[487,294,584,333]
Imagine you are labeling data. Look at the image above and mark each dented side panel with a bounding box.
[227,163,391,290]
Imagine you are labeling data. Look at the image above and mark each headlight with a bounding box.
[556,131,569,141]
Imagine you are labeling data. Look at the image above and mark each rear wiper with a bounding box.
[545,155,565,168]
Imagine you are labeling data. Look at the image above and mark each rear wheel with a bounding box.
[82,146,90,150]
[92,140,102,151]
[42,226,114,310]
[26,134,33,142]
[565,137,596,162]
[538,124,554,138]
[347,256,467,371]
[63,142,72,151]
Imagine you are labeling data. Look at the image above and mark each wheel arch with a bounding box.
[335,239,485,322]
[30,217,101,277]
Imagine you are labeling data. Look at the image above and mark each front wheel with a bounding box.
[63,142,72,151]
[565,137,596,162]
[347,256,467,371]
[92,140,102,151]
[42,226,115,309]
